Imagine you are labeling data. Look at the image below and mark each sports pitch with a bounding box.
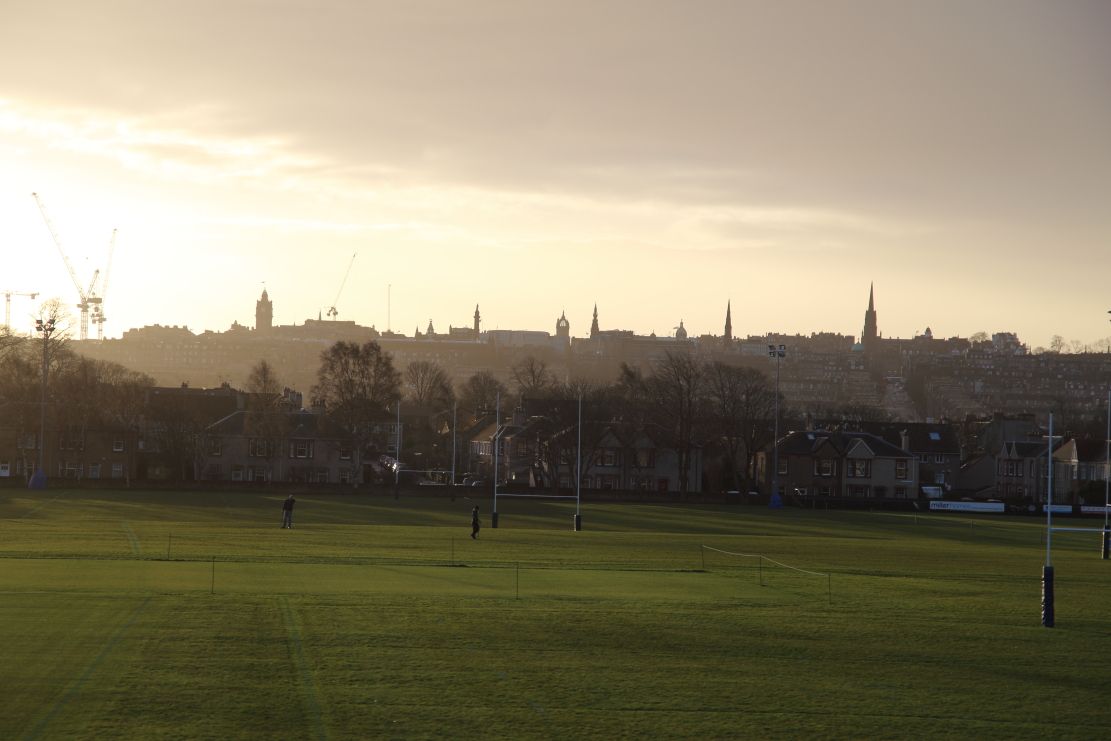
[1,488,1109,740]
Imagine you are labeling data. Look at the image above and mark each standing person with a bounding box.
[471,505,480,540]
[281,494,296,529]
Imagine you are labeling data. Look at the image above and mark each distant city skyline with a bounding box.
[2,1,1109,349]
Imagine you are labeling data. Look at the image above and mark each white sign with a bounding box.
[1042,504,1072,514]
[930,501,1005,513]
[1080,506,1111,515]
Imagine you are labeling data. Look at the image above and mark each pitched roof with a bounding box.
[777,430,911,459]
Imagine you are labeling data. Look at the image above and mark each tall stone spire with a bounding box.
[724,300,732,341]
[473,304,480,335]
[590,303,600,338]
[862,282,878,351]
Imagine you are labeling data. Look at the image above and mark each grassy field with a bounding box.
[1,487,1109,740]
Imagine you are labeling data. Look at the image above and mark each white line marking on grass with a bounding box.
[278,596,328,741]
[121,522,141,555]
[9,494,64,522]
[22,596,151,741]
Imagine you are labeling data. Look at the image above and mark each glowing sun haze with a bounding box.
[2,0,1109,348]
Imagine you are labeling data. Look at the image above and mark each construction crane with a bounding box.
[31,192,106,341]
[3,290,39,331]
[90,228,118,340]
[326,252,357,320]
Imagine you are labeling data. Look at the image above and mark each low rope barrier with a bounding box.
[701,545,832,604]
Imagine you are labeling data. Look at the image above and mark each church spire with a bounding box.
[473,304,480,335]
[724,300,732,341]
[590,303,600,338]
[862,283,878,351]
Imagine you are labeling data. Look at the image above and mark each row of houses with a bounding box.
[2,384,1106,504]
[757,419,1109,506]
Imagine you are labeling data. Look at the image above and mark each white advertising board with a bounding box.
[929,501,1005,513]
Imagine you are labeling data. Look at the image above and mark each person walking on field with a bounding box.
[281,494,296,529]
[471,505,480,539]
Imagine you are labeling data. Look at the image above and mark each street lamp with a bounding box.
[768,343,786,504]
[31,317,55,489]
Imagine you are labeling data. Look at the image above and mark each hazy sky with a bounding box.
[2,0,1109,348]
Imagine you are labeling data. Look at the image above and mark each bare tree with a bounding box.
[646,350,704,498]
[457,370,506,419]
[311,341,401,484]
[405,360,455,407]
[512,356,553,399]
[245,359,291,482]
[704,362,777,492]
[99,363,155,486]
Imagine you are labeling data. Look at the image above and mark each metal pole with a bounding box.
[39,326,48,476]
[1046,413,1054,567]
[1104,390,1110,559]
[773,354,779,499]
[492,392,499,528]
[768,344,784,503]
[452,400,457,486]
[574,392,582,531]
[1043,413,1055,627]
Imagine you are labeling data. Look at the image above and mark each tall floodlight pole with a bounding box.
[394,400,402,494]
[574,392,583,532]
[492,391,500,528]
[452,400,458,487]
[1103,390,1110,559]
[30,317,55,490]
[767,343,786,503]
[1043,413,1056,627]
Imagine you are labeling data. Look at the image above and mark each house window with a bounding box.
[207,438,223,456]
[636,449,655,468]
[249,438,271,458]
[1005,461,1017,477]
[819,486,831,496]
[59,433,84,451]
[847,459,871,478]
[934,454,945,464]
[777,457,788,476]
[111,463,124,479]
[289,440,313,459]
[894,486,907,498]
[88,463,101,480]
[18,433,37,450]
[231,465,244,481]
[849,485,868,497]
[113,438,125,453]
[603,450,617,467]
[516,442,528,457]
[339,469,352,484]
[814,459,835,477]
[315,469,329,483]
[339,448,352,461]
[895,460,909,480]
[0,461,9,478]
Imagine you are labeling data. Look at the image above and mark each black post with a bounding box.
[1041,565,1055,628]
[573,514,582,531]
[491,511,499,528]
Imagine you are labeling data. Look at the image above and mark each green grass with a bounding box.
[1,488,1110,739]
